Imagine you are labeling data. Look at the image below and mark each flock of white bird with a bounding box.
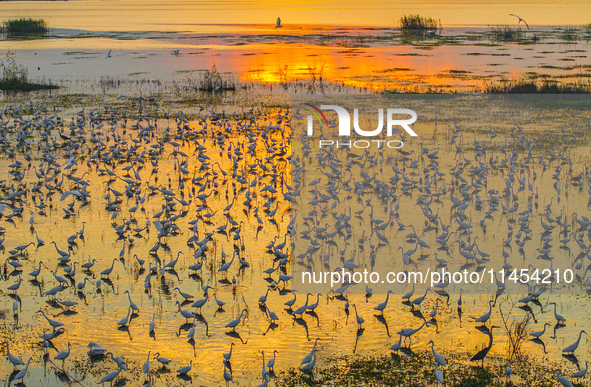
[0,94,590,387]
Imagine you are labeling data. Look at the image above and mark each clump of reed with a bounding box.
[2,18,48,34]
[399,15,440,31]
[489,25,524,41]
[195,64,236,91]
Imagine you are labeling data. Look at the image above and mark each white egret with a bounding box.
[149,313,156,333]
[301,349,317,372]
[225,308,248,331]
[475,300,494,325]
[302,338,319,365]
[550,302,566,324]
[4,340,25,368]
[411,288,431,308]
[529,322,549,339]
[267,350,278,371]
[284,291,297,309]
[88,342,107,355]
[557,369,575,387]
[402,283,415,301]
[571,361,588,378]
[28,261,44,280]
[99,368,121,386]
[429,340,446,367]
[374,290,393,314]
[223,342,236,362]
[54,342,72,365]
[397,322,429,344]
[434,362,444,385]
[117,307,132,327]
[100,259,119,278]
[155,352,172,367]
[174,287,194,301]
[125,290,139,312]
[562,330,587,354]
[13,357,31,383]
[107,352,127,371]
[37,309,64,330]
[470,326,499,366]
[177,360,192,375]
[176,301,196,322]
[293,293,311,317]
[143,351,151,374]
[352,304,365,328]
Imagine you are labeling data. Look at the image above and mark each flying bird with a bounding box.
[275,17,282,29]
[60,190,83,201]
[509,14,529,29]
[105,49,112,59]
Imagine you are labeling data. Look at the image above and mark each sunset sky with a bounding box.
[0,0,590,32]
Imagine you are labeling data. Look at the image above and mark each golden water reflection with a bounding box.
[0,94,590,386]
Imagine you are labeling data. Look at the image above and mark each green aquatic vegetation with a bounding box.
[2,18,48,34]
[399,14,441,31]
[275,351,575,387]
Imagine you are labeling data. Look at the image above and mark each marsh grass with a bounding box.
[275,350,576,387]
[194,64,236,91]
[484,78,591,94]
[0,50,57,91]
[2,18,48,34]
[399,15,440,31]
[489,25,525,42]
[560,26,580,42]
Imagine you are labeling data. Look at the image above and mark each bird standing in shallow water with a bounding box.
[301,349,317,372]
[470,326,499,367]
[562,330,587,354]
[177,360,192,375]
[143,351,151,374]
[571,360,588,378]
[99,367,121,386]
[429,340,446,367]
[557,369,574,387]
[267,350,278,372]
[54,342,72,366]
[13,357,31,383]
[434,362,444,385]
[5,340,25,369]
[352,304,365,329]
